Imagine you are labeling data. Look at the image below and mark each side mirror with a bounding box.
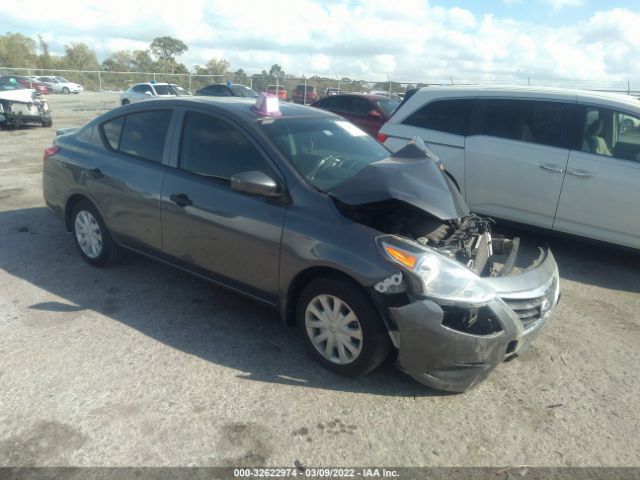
[231,171,281,197]
[368,109,382,118]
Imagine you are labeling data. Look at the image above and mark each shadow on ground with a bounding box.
[2,207,638,398]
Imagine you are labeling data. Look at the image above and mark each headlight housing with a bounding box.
[377,235,496,306]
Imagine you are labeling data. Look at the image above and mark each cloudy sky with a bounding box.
[1,0,639,83]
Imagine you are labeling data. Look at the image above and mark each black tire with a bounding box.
[42,118,52,128]
[62,87,70,94]
[121,99,129,106]
[296,274,391,377]
[71,200,119,267]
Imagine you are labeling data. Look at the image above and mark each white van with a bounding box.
[379,86,640,249]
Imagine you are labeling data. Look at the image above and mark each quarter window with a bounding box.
[102,116,125,150]
[579,106,640,161]
[403,99,474,136]
[179,112,270,179]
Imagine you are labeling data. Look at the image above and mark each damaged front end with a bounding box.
[331,140,560,392]
[0,90,52,128]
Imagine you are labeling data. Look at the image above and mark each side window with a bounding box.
[581,106,640,161]
[403,99,473,136]
[132,85,145,93]
[102,116,125,150]
[477,99,521,140]
[209,85,230,96]
[522,101,567,148]
[179,112,270,179]
[349,98,372,116]
[118,110,172,162]
[321,96,341,109]
[580,107,614,157]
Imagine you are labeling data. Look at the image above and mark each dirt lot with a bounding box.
[1,92,639,467]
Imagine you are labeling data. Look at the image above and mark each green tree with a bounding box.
[269,64,285,79]
[233,68,248,85]
[149,36,187,73]
[64,42,98,70]
[0,33,37,67]
[102,50,136,71]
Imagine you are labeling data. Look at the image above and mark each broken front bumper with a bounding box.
[389,247,560,393]
[0,102,50,126]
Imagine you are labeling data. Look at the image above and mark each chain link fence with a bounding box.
[2,66,639,112]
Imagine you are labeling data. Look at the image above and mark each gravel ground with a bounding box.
[0,92,639,468]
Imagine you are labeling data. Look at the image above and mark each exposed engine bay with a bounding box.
[334,198,543,278]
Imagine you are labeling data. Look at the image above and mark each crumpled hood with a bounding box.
[328,142,470,220]
[0,89,36,103]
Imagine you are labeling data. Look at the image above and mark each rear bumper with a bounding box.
[389,248,560,392]
[1,110,51,126]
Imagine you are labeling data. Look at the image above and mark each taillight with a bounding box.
[43,145,60,161]
[376,133,389,143]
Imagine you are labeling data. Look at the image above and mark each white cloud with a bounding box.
[543,0,584,11]
[0,0,639,85]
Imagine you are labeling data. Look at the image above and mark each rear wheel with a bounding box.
[296,275,391,377]
[121,99,130,106]
[71,200,119,267]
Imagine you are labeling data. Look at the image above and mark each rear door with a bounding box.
[464,98,572,228]
[89,108,173,252]
[160,108,287,302]
[554,105,640,248]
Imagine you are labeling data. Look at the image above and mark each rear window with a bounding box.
[375,98,399,117]
[101,110,172,163]
[403,99,474,136]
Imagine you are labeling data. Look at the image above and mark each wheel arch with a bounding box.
[64,193,111,234]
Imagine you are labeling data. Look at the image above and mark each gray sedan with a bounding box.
[42,97,560,392]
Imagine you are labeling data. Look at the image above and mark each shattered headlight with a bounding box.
[378,235,496,306]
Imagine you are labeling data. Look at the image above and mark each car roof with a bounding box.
[108,97,334,124]
[322,93,393,101]
[390,85,640,122]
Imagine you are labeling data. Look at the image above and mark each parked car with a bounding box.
[120,83,191,105]
[311,93,399,137]
[0,78,52,127]
[265,85,288,101]
[292,84,318,104]
[320,87,343,98]
[36,76,83,94]
[195,83,258,98]
[0,75,51,94]
[379,86,640,249]
[42,96,559,392]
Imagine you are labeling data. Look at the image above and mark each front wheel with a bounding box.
[121,99,130,106]
[72,200,119,267]
[62,87,70,94]
[296,275,391,377]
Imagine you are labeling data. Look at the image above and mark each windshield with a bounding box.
[261,117,390,191]
[55,77,70,83]
[0,81,25,91]
[171,85,191,96]
[153,85,176,96]
[376,98,399,117]
[231,85,258,98]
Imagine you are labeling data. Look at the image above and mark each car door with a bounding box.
[89,108,173,253]
[553,105,640,248]
[160,108,287,302]
[464,98,572,228]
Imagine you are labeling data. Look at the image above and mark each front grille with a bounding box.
[503,297,544,330]
[502,277,558,331]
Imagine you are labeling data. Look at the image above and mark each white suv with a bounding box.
[120,83,191,105]
[379,86,640,249]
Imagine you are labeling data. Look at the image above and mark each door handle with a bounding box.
[539,164,565,174]
[87,168,104,179]
[567,170,593,179]
[169,193,193,207]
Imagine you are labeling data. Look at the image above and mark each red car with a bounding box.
[265,85,288,101]
[12,76,51,94]
[311,93,399,137]
[292,84,318,104]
